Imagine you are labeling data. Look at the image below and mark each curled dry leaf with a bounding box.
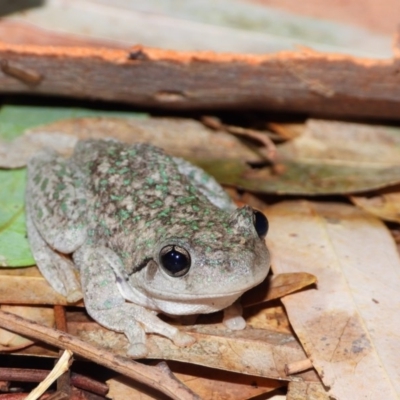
[266,201,400,399]
[351,187,400,223]
[242,272,317,307]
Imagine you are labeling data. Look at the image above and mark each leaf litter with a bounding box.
[2,106,400,398]
[266,201,400,399]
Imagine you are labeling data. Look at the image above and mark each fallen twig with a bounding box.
[0,311,200,400]
[285,358,314,375]
[0,368,108,396]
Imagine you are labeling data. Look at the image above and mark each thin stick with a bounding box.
[0,369,108,396]
[285,358,314,375]
[25,350,73,400]
[0,311,199,400]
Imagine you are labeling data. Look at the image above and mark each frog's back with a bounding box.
[72,140,206,244]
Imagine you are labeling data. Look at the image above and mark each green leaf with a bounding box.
[0,105,147,141]
[0,169,34,267]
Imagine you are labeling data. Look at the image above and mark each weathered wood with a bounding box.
[0,42,399,118]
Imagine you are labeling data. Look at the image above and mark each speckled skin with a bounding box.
[26,139,270,357]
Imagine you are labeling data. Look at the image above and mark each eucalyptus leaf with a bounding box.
[197,120,400,195]
[197,159,400,195]
[0,169,34,267]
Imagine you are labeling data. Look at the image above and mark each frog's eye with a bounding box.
[160,245,191,277]
[253,210,269,239]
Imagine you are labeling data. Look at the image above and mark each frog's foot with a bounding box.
[171,331,196,348]
[223,302,246,331]
[127,342,148,359]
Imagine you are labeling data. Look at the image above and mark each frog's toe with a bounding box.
[127,343,148,359]
[172,331,196,348]
[223,314,246,330]
[66,288,84,304]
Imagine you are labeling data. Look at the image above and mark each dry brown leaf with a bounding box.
[245,302,292,334]
[279,119,400,165]
[0,267,77,306]
[0,305,54,351]
[107,363,283,400]
[287,381,329,400]
[65,310,316,382]
[0,117,264,168]
[351,188,400,223]
[266,201,400,399]
[267,122,306,140]
[242,272,317,307]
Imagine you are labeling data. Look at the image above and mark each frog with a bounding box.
[25,139,270,358]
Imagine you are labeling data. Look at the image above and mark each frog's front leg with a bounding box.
[73,245,195,358]
[26,150,87,302]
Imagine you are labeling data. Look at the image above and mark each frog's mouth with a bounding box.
[145,289,246,315]
[140,276,265,315]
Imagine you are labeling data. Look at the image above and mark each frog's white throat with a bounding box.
[116,276,244,315]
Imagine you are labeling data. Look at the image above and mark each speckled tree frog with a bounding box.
[25,139,270,358]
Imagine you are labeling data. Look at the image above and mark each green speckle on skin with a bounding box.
[176,196,196,205]
[146,177,155,185]
[123,179,131,185]
[40,177,48,191]
[160,167,168,183]
[100,179,108,186]
[60,201,68,213]
[128,149,137,157]
[192,204,200,212]
[157,226,167,234]
[56,183,66,192]
[110,194,124,201]
[103,299,112,308]
[118,209,131,220]
[36,208,43,220]
[33,173,41,185]
[188,185,197,194]
[155,184,168,193]
[157,207,171,218]
[119,167,130,175]
[150,199,163,209]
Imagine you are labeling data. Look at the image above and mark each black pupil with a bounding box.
[161,247,190,277]
[254,210,269,239]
